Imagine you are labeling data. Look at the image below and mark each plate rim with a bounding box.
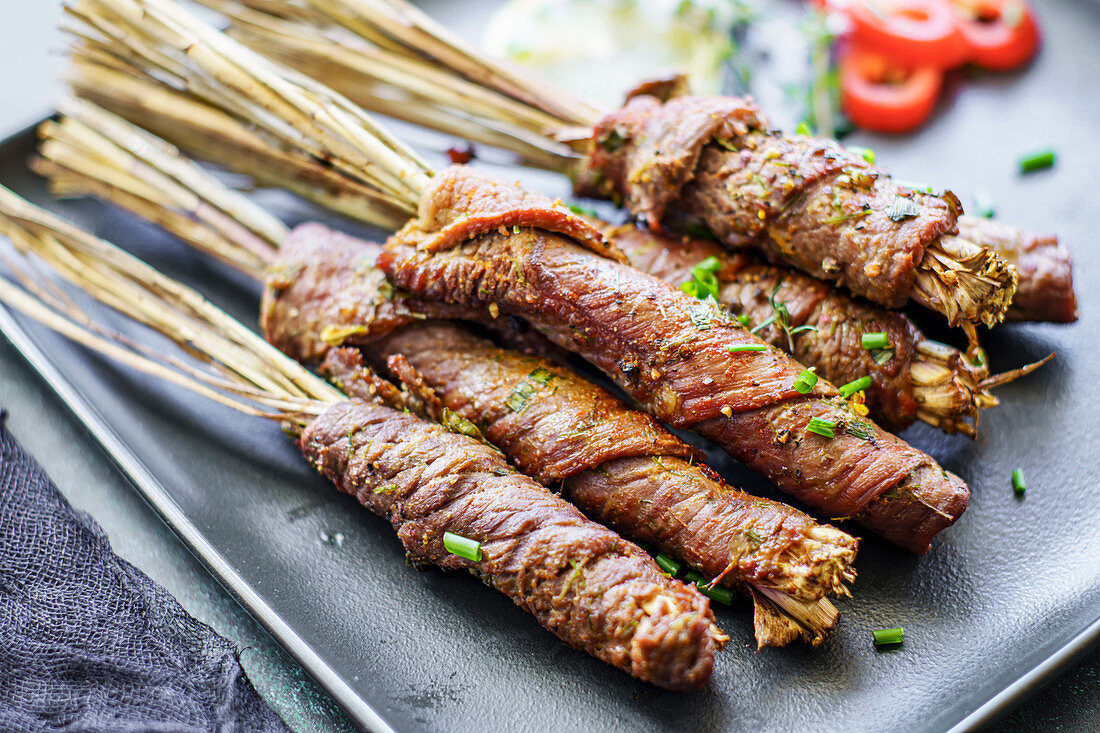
[3,120,1099,733]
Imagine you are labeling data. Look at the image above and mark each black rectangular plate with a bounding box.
[2,1,1099,729]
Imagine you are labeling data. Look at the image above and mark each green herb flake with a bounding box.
[1012,468,1026,496]
[845,419,874,440]
[849,146,876,164]
[972,190,996,219]
[796,121,813,136]
[655,554,682,577]
[680,256,723,302]
[885,196,922,222]
[862,332,890,351]
[685,570,734,605]
[566,203,599,218]
[373,483,397,495]
[729,344,767,354]
[871,347,896,366]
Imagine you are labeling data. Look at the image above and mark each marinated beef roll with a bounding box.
[304,400,723,689]
[573,94,1016,328]
[957,215,1077,323]
[263,225,859,648]
[607,224,997,435]
[380,167,970,553]
[0,184,726,691]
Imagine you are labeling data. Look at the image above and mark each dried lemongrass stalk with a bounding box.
[0,185,340,421]
[214,4,578,168]
[0,183,331,402]
[290,0,601,126]
[912,235,1018,329]
[216,0,1018,331]
[910,340,1053,437]
[66,0,432,210]
[66,61,409,230]
[35,100,285,276]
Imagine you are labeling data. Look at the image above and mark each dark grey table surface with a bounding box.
[1,1,1098,731]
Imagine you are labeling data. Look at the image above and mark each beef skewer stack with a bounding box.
[58,51,1048,440]
[54,0,970,555]
[204,0,1074,328]
[0,185,726,689]
[35,99,860,647]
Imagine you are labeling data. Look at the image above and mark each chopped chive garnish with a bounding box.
[566,203,599,218]
[871,347,895,365]
[850,146,876,164]
[972,190,996,219]
[796,121,812,136]
[655,553,682,576]
[680,256,723,301]
[1019,149,1056,174]
[685,571,734,605]
[807,417,836,439]
[839,376,873,399]
[793,368,818,394]
[872,627,904,646]
[862,332,890,350]
[789,325,819,336]
[845,419,874,440]
[750,314,777,334]
[729,344,767,353]
[1012,468,1026,495]
[736,314,751,327]
[443,531,482,562]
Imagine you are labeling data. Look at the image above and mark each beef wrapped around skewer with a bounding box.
[380,167,970,554]
[56,0,967,555]
[573,92,1015,330]
[261,224,858,646]
[605,224,1049,436]
[31,98,860,645]
[0,186,725,690]
[198,0,1022,332]
[37,88,1046,440]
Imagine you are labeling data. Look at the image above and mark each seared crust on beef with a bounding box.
[327,327,857,600]
[264,227,859,607]
[302,400,722,690]
[610,225,922,429]
[380,168,969,552]
[260,223,483,362]
[958,215,1077,323]
[576,95,962,308]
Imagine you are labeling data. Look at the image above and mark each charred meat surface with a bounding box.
[575,95,1012,323]
[303,399,723,690]
[609,224,923,430]
[380,167,969,553]
[263,226,859,645]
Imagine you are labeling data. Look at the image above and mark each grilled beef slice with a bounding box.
[302,400,722,689]
[575,94,961,308]
[608,224,922,429]
[261,226,858,607]
[379,167,969,553]
[957,215,1077,323]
